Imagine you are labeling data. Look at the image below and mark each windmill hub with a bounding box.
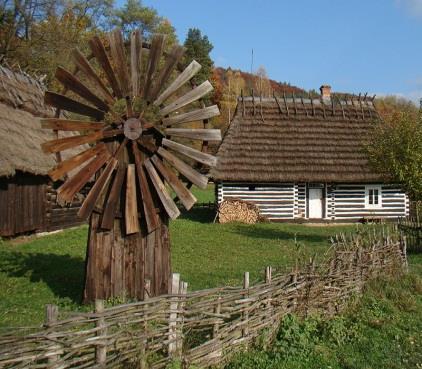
[124,117,142,140]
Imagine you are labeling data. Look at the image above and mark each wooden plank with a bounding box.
[55,66,109,112]
[162,105,220,126]
[154,60,201,106]
[164,128,221,141]
[41,129,122,153]
[157,147,208,189]
[57,151,111,203]
[159,81,213,116]
[48,144,107,181]
[143,34,165,100]
[78,158,118,219]
[149,45,185,102]
[109,29,130,97]
[162,138,217,166]
[71,48,114,104]
[132,142,158,233]
[44,91,104,120]
[125,164,140,234]
[144,159,180,219]
[130,29,142,97]
[150,155,196,210]
[41,118,105,132]
[101,164,126,230]
[89,35,123,99]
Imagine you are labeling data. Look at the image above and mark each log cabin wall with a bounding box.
[217,182,409,222]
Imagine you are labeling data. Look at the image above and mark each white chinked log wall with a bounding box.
[217,182,409,221]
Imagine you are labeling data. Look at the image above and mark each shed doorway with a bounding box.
[308,188,323,219]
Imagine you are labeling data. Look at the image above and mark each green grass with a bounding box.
[0,204,356,327]
[226,266,422,369]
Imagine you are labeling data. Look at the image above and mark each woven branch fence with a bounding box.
[0,227,407,369]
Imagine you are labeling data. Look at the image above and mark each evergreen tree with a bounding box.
[183,28,213,84]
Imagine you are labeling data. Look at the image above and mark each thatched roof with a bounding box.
[0,66,80,178]
[212,95,383,183]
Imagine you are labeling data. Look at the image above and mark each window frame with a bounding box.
[365,185,382,209]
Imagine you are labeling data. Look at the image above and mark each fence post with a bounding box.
[177,280,188,355]
[265,266,273,326]
[45,304,59,367]
[95,300,106,367]
[401,234,409,272]
[242,272,250,339]
[213,295,222,338]
[168,273,180,358]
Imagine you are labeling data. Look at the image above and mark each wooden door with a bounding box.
[308,188,323,219]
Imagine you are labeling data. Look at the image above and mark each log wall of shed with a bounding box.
[218,182,409,222]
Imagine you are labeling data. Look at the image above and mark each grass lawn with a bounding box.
[0,185,358,327]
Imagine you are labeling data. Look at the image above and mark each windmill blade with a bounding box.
[45,91,105,120]
[101,164,126,230]
[48,144,107,181]
[144,159,180,219]
[109,29,131,97]
[153,60,201,106]
[78,158,118,219]
[41,118,105,131]
[57,150,111,203]
[164,128,222,141]
[125,164,140,234]
[71,49,114,104]
[157,147,208,189]
[162,105,220,127]
[41,129,122,153]
[143,34,165,100]
[159,81,213,116]
[55,66,110,112]
[132,142,158,233]
[149,45,185,102]
[162,138,217,166]
[130,29,143,97]
[150,155,196,210]
[89,35,123,99]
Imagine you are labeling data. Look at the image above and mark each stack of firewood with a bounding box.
[218,198,262,224]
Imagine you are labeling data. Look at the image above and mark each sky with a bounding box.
[140,0,422,102]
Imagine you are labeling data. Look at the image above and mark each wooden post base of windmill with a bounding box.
[84,211,170,302]
[40,30,221,303]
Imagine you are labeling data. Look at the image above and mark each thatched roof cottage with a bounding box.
[212,86,409,221]
[0,66,86,236]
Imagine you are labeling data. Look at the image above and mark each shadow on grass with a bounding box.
[0,250,85,303]
[179,208,215,223]
[232,224,330,245]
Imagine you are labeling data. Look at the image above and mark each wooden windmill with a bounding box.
[41,29,221,302]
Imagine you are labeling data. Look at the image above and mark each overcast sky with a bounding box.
[142,0,422,102]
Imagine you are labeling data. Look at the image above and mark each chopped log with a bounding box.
[218,198,263,224]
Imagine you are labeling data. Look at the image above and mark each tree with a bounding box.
[254,65,271,97]
[183,28,213,85]
[375,95,418,121]
[366,111,422,200]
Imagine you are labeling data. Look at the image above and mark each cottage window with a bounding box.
[365,186,382,209]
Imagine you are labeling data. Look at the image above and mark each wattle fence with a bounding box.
[0,227,407,368]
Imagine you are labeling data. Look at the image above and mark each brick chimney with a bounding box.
[320,85,331,100]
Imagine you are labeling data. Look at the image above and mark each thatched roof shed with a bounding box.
[212,92,382,183]
[0,66,86,236]
[0,66,62,177]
